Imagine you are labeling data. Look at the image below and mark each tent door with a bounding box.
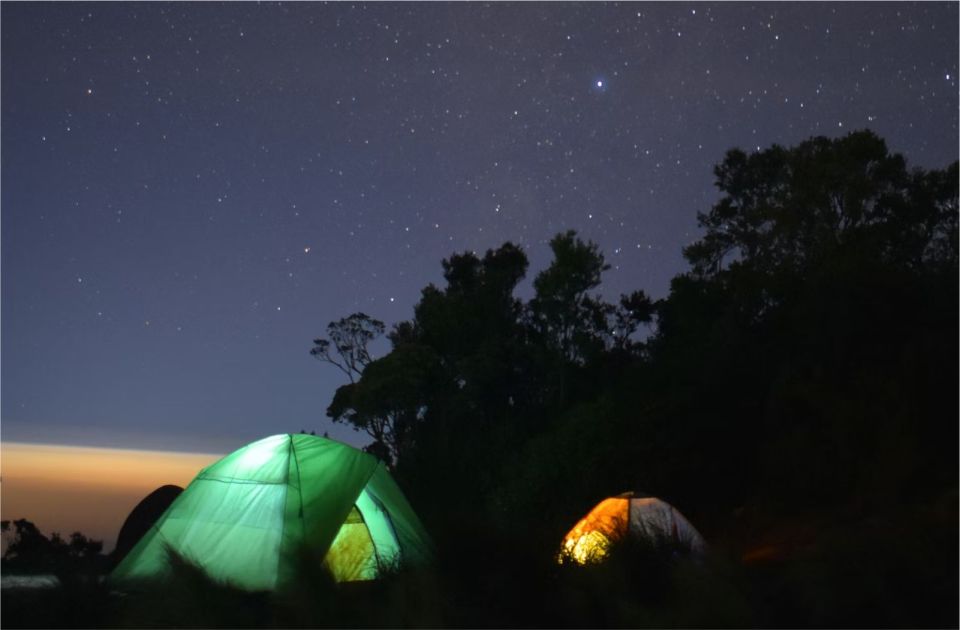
[322,506,378,581]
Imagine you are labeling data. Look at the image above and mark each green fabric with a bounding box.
[356,488,401,568]
[364,463,435,566]
[111,434,432,591]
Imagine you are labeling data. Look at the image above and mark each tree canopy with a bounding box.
[310,130,957,625]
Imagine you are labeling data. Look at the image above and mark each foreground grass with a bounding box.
[3,501,957,629]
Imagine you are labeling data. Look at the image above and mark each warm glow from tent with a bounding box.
[324,507,378,581]
[558,497,628,565]
[562,529,613,564]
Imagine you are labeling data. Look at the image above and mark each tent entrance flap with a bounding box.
[356,489,401,567]
[323,506,378,581]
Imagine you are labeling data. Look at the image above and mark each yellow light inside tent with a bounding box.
[562,529,614,564]
[323,506,378,581]
[558,497,629,565]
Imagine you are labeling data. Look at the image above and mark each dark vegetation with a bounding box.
[1,519,107,579]
[3,131,957,627]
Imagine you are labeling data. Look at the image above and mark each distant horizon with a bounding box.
[1,439,226,458]
[1,441,226,551]
[1,420,371,456]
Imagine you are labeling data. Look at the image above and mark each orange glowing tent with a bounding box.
[559,492,706,564]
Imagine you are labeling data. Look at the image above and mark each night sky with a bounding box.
[2,2,957,454]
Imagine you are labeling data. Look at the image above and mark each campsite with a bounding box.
[2,2,957,628]
[3,127,957,625]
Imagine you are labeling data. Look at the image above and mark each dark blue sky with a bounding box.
[2,2,957,453]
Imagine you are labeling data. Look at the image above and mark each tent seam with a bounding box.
[274,434,295,589]
[293,436,305,522]
[195,477,286,486]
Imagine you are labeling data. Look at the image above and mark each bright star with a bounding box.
[596,80,603,88]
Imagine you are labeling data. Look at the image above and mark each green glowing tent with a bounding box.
[110,433,432,591]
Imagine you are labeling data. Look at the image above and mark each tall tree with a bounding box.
[683,130,957,279]
[310,312,385,383]
[529,231,611,364]
[324,243,531,466]
[326,343,441,465]
[651,130,959,512]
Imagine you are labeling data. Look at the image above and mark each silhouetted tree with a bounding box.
[1,518,106,578]
[327,342,441,465]
[323,243,533,468]
[529,231,611,364]
[650,130,959,513]
[311,312,385,383]
[684,130,957,279]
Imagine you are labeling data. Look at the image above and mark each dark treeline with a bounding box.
[1,519,106,579]
[310,130,958,626]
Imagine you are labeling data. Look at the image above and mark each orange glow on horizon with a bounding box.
[1,442,223,552]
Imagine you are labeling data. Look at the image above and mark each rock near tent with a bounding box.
[110,434,432,591]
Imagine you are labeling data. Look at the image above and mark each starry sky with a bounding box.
[2,2,957,454]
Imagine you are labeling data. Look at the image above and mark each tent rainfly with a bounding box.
[559,493,706,565]
[110,434,432,590]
